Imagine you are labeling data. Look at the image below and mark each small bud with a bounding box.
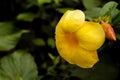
[101,21,116,41]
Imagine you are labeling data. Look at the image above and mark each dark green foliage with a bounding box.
[0,0,120,80]
[0,50,38,80]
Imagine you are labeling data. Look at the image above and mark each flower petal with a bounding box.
[56,33,99,68]
[55,31,79,63]
[57,10,85,33]
[55,25,99,68]
[76,21,105,50]
[72,48,99,68]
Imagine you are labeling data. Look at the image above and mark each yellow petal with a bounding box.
[56,27,98,68]
[76,21,105,50]
[57,10,85,33]
[72,48,98,68]
[55,26,99,68]
[55,32,79,63]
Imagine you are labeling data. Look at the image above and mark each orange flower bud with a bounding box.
[101,21,116,41]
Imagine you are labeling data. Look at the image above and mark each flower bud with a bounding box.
[101,21,116,41]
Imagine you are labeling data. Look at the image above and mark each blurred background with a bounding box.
[0,0,120,80]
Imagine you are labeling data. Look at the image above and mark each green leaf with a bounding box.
[0,50,38,80]
[54,0,60,5]
[82,0,101,10]
[16,12,37,22]
[99,1,118,16]
[54,56,60,66]
[37,0,51,5]
[111,9,119,19]
[33,38,45,46]
[112,11,120,25]
[56,8,74,13]
[27,0,37,5]
[27,0,51,6]
[0,22,28,51]
[0,22,14,35]
[116,33,120,40]
[85,7,101,20]
[48,53,55,60]
[47,38,55,48]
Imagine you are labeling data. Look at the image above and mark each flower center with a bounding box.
[64,32,79,47]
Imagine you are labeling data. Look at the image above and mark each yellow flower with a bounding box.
[55,10,105,68]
